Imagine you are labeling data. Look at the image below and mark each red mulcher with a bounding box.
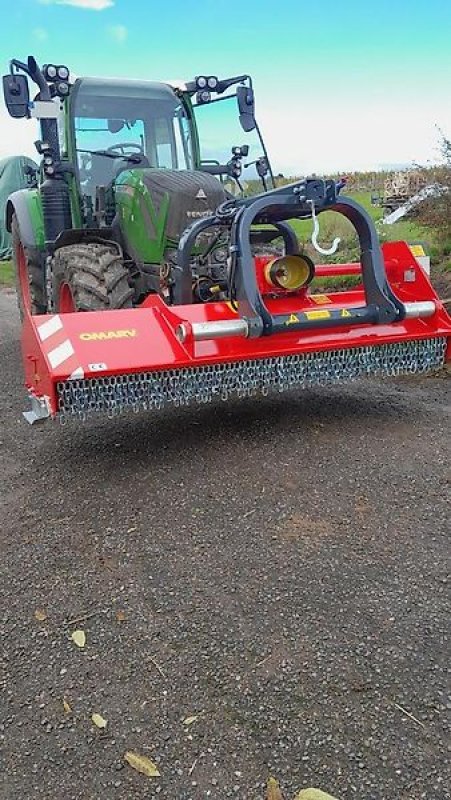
[21,181,450,423]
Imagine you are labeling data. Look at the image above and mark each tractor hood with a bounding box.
[115,168,227,262]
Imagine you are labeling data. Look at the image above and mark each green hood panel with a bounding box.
[115,168,226,264]
[115,170,169,264]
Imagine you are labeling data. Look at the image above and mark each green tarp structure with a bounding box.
[0,155,38,260]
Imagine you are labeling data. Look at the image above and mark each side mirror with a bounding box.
[256,156,269,179]
[237,84,256,132]
[2,74,30,118]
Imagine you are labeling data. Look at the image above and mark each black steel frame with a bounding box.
[176,178,405,337]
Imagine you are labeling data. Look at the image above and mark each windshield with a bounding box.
[72,79,194,199]
[194,95,269,193]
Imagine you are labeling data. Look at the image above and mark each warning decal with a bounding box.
[304,309,331,321]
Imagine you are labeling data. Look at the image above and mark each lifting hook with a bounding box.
[307,199,340,256]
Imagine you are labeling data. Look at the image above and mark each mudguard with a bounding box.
[6,189,45,249]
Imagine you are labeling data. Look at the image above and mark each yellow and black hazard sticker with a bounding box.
[279,306,360,329]
[409,244,426,257]
[310,294,331,305]
[304,309,331,321]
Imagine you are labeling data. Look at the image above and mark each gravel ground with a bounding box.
[0,290,450,800]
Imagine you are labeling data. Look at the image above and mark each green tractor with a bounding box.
[2,56,273,317]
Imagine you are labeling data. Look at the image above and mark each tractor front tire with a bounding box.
[11,215,47,319]
[52,242,134,313]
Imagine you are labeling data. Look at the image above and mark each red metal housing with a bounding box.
[20,242,451,419]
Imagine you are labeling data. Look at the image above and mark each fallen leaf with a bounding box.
[34,609,47,622]
[183,715,198,726]
[62,697,72,714]
[91,713,107,729]
[71,629,86,648]
[267,777,284,800]
[116,610,125,623]
[127,527,137,533]
[124,751,160,778]
[294,791,339,800]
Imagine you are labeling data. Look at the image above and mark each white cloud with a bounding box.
[38,0,114,10]
[258,98,451,176]
[0,107,38,161]
[33,27,49,41]
[107,24,127,43]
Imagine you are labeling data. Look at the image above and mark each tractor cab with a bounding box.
[70,77,195,214]
[63,71,275,265]
[68,73,273,226]
[2,56,275,309]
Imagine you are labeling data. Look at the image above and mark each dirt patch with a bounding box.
[278,513,333,543]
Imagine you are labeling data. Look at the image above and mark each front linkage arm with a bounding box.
[176,179,405,338]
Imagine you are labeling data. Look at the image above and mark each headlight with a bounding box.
[264,254,315,291]
[56,81,70,96]
[207,76,218,89]
[214,247,227,263]
[196,90,211,104]
[57,65,69,80]
[196,76,207,89]
[44,64,57,80]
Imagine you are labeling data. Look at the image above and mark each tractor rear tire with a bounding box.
[52,242,134,312]
[11,215,47,319]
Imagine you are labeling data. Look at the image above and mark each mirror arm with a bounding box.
[10,56,51,100]
[27,57,52,100]
[200,163,229,176]
[10,59,30,75]
[215,74,251,94]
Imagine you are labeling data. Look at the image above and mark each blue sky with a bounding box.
[1,0,450,173]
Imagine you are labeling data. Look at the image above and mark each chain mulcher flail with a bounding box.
[3,56,450,423]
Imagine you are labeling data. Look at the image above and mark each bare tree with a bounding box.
[415,134,451,241]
